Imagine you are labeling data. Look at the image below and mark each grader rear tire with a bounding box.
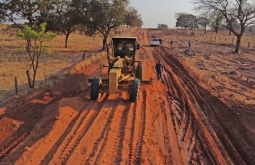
[129,78,140,102]
[136,62,143,80]
[90,77,101,100]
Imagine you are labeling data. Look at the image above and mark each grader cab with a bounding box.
[89,36,149,102]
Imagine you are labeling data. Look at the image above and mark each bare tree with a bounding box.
[192,0,255,53]
[225,17,239,35]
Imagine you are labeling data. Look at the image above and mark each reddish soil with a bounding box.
[0,28,254,165]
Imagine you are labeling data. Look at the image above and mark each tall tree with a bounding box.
[192,0,255,53]
[175,13,186,29]
[209,10,224,34]
[0,0,52,29]
[44,0,78,48]
[73,0,129,50]
[125,6,143,27]
[0,0,54,55]
[175,13,198,29]
[225,17,239,35]
[197,14,210,34]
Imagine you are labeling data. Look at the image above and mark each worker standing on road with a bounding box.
[170,40,174,48]
[188,39,192,48]
[155,61,164,80]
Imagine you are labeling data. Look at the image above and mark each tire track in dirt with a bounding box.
[133,90,146,164]
[59,94,110,165]
[0,132,29,160]
[114,98,131,164]
[139,30,185,164]
[40,99,95,165]
[84,103,120,164]
[85,95,128,164]
[158,97,174,164]
[126,90,146,165]
[153,46,228,164]
[152,45,247,164]
[127,98,138,164]
[41,94,109,165]
[159,45,254,164]
[156,50,220,164]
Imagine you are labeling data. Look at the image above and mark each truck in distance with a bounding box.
[150,38,160,46]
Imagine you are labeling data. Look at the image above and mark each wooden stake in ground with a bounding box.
[14,77,18,95]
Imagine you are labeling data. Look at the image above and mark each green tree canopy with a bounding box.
[175,13,198,29]
[73,0,130,50]
[157,24,168,28]
[43,0,78,48]
[17,23,56,88]
[125,6,143,27]
[209,10,224,33]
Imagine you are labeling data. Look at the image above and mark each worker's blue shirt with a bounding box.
[155,63,163,72]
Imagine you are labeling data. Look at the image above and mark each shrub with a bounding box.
[191,31,195,36]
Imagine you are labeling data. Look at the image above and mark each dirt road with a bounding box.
[0,28,254,165]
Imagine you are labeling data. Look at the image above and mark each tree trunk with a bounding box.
[32,69,37,88]
[102,35,107,50]
[26,69,37,88]
[215,27,218,34]
[204,25,206,34]
[26,39,32,53]
[229,30,232,35]
[26,70,33,88]
[234,36,241,53]
[65,33,70,48]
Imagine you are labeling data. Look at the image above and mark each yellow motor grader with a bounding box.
[89,36,150,102]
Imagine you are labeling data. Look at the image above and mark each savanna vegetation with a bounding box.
[175,0,255,53]
[0,0,143,95]
[0,23,137,102]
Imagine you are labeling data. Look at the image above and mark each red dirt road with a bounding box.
[0,28,255,165]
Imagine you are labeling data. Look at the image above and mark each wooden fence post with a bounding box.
[15,77,18,95]
[82,51,86,60]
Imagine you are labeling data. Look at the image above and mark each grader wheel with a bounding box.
[129,78,140,102]
[136,62,143,80]
[90,77,102,100]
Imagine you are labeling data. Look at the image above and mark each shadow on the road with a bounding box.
[0,71,87,162]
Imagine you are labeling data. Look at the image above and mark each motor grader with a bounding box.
[89,36,149,102]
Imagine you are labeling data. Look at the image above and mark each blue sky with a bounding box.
[129,0,196,28]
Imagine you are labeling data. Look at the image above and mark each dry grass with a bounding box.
[0,24,137,101]
[183,29,255,49]
[156,28,255,105]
